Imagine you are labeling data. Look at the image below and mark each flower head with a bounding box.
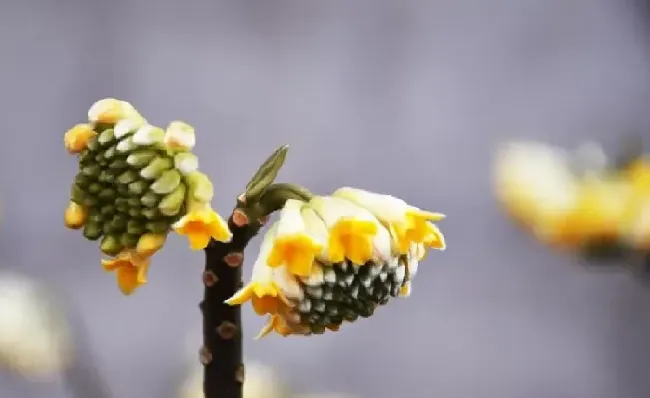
[65,98,229,293]
[165,121,196,151]
[228,189,445,337]
[172,202,232,250]
[102,250,151,295]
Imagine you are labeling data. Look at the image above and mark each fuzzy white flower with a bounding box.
[0,273,73,378]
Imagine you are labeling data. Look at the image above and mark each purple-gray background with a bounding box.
[1,1,650,397]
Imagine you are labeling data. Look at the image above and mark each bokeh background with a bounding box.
[2,1,650,397]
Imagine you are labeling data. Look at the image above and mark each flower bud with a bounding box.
[82,221,103,241]
[158,184,187,216]
[116,136,136,153]
[114,118,142,139]
[82,196,99,208]
[64,202,87,229]
[127,198,142,208]
[128,181,149,195]
[110,215,128,232]
[141,192,160,208]
[103,145,118,160]
[164,121,195,151]
[127,221,145,235]
[186,171,214,203]
[132,125,165,146]
[174,153,199,175]
[88,183,102,194]
[141,208,160,220]
[136,233,167,256]
[145,221,169,234]
[151,170,181,195]
[81,164,101,178]
[127,150,158,168]
[117,170,139,185]
[70,184,86,204]
[109,159,129,170]
[74,173,91,188]
[100,235,123,256]
[98,170,115,184]
[120,233,139,248]
[100,205,116,217]
[64,124,96,154]
[97,128,115,146]
[88,98,145,124]
[140,157,174,180]
[98,188,116,201]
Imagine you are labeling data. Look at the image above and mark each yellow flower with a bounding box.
[101,250,151,295]
[266,199,326,276]
[87,98,146,124]
[226,224,302,316]
[64,202,87,229]
[309,196,391,265]
[172,203,232,250]
[64,124,96,154]
[333,187,445,253]
[164,121,196,151]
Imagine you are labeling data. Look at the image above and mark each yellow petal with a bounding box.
[173,205,232,250]
[328,218,377,264]
[188,233,211,251]
[64,124,96,154]
[164,121,196,151]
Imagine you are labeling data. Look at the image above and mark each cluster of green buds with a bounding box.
[63,98,231,295]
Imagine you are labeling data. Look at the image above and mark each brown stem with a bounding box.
[200,201,263,398]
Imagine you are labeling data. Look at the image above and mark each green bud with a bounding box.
[99,188,117,201]
[100,205,116,217]
[110,215,128,231]
[97,128,115,146]
[173,153,199,175]
[83,196,98,208]
[82,222,103,241]
[186,171,213,202]
[141,208,160,220]
[100,235,123,256]
[109,159,129,170]
[126,220,145,235]
[140,157,173,180]
[78,149,93,164]
[146,221,169,234]
[94,152,105,164]
[158,183,186,216]
[128,181,149,195]
[117,170,139,185]
[70,184,86,204]
[120,233,139,248]
[81,164,101,178]
[86,136,100,151]
[126,150,158,168]
[127,198,142,208]
[128,208,142,218]
[93,122,113,133]
[116,204,129,213]
[88,183,102,194]
[74,173,91,188]
[151,169,181,195]
[141,192,160,208]
[116,136,136,153]
[98,170,115,184]
[104,145,118,160]
[116,184,129,196]
[88,212,103,224]
[115,198,129,207]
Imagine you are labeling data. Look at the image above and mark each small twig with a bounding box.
[201,198,263,398]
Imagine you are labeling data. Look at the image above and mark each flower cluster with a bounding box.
[63,98,232,295]
[494,141,650,255]
[227,188,446,337]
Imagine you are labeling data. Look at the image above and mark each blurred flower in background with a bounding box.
[0,272,73,380]
[493,140,650,267]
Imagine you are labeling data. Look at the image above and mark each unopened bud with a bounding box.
[88,183,102,194]
[126,221,145,235]
[81,164,101,178]
[132,125,165,146]
[98,188,117,201]
[136,233,167,256]
[88,98,124,124]
[70,184,86,204]
[110,215,128,232]
[97,129,115,146]
[126,150,158,168]
[151,169,181,195]
[100,235,123,256]
[98,170,115,184]
[103,145,118,160]
[164,121,196,151]
[141,208,160,220]
[109,159,129,170]
[186,171,214,203]
[82,222,103,241]
[128,181,149,195]
[114,118,142,139]
[145,221,169,234]
[120,233,139,248]
[64,202,87,229]
[140,157,173,180]
[173,152,199,175]
[158,183,187,216]
[117,170,139,185]
[116,136,136,153]
[141,192,160,208]
[64,124,97,154]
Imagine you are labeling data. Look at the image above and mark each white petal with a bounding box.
[249,224,278,283]
[275,199,306,238]
[164,121,196,150]
[332,187,407,223]
[273,267,303,301]
[301,206,330,260]
[132,125,164,145]
[309,196,377,226]
[114,119,140,139]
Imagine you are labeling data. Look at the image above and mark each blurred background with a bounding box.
[1,0,650,397]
